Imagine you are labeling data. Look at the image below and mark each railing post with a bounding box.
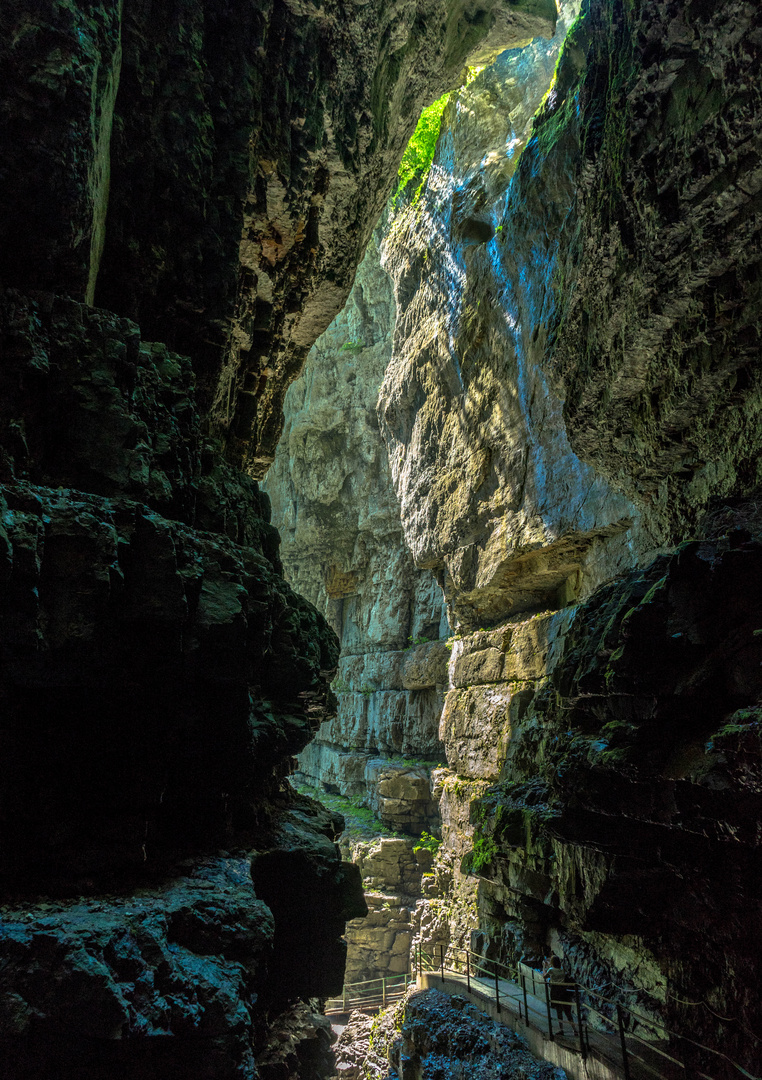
[418,943,421,977]
[382,977,387,1007]
[466,949,470,992]
[440,943,445,980]
[521,972,528,1024]
[616,1004,631,1080]
[495,965,501,1012]
[574,985,586,1060]
[544,980,554,1040]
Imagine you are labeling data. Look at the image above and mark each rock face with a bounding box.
[264,227,449,838]
[332,988,567,1080]
[0,1,562,1076]
[464,530,762,1065]
[0,292,366,1077]
[0,0,556,472]
[263,226,450,984]
[4,0,760,1075]
[343,838,433,984]
[374,0,762,1073]
[264,0,581,1000]
[378,0,629,632]
[272,0,761,1073]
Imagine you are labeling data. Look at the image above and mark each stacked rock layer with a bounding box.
[0,1,558,1077]
[266,0,762,1074]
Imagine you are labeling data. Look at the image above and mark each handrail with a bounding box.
[325,971,414,1014]
[416,943,760,1080]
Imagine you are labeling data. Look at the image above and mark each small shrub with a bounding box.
[413,830,441,856]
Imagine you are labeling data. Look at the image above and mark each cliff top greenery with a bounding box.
[395,91,450,202]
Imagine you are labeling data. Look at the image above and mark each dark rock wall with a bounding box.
[0,291,366,1078]
[543,0,762,538]
[468,531,762,1070]
[0,1,559,1076]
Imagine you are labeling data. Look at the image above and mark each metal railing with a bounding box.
[416,944,760,1080]
[325,971,414,1015]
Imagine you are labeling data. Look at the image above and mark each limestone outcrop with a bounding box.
[264,226,449,836]
[332,987,568,1080]
[0,2,564,1075]
[374,0,762,1072]
[343,838,433,984]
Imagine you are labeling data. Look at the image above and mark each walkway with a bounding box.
[416,948,758,1080]
[327,952,759,1080]
[420,967,671,1080]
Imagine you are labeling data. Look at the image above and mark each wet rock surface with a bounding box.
[462,527,762,1066]
[332,988,567,1080]
[0,0,556,467]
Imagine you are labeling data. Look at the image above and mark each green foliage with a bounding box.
[395,92,450,203]
[331,676,351,694]
[359,682,375,697]
[290,780,402,841]
[340,340,364,353]
[413,830,441,856]
[405,633,434,649]
[470,834,498,873]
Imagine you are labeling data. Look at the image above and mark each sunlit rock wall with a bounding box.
[264,228,449,836]
[379,0,642,634]
[343,837,434,984]
[377,0,762,1071]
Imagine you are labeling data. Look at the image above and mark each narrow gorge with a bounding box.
[0,1,760,1079]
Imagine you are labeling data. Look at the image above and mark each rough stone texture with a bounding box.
[265,231,448,835]
[332,988,567,1080]
[4,0,762,1076]
[379,0,640,631]
[0,3,568,1074]
[256,1002,336,1080]
[343,838,432,983]
[0,0,555,466]
[0,859,273,1078]
[460,529,762,1072]
[0,291,367,1076]
[330,1009,380,1080]
[550,0,762,535]
[372,2,762,1075]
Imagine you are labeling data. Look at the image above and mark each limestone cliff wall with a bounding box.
[0,0,556,474]
[264,227,450,838]
[270,0,762,1070]
[376,0,762,1072]
[0,1,560,1077]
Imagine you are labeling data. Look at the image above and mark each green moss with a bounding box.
[469,834,498,873]
[395,92,450,204]
[290,780,401,841]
